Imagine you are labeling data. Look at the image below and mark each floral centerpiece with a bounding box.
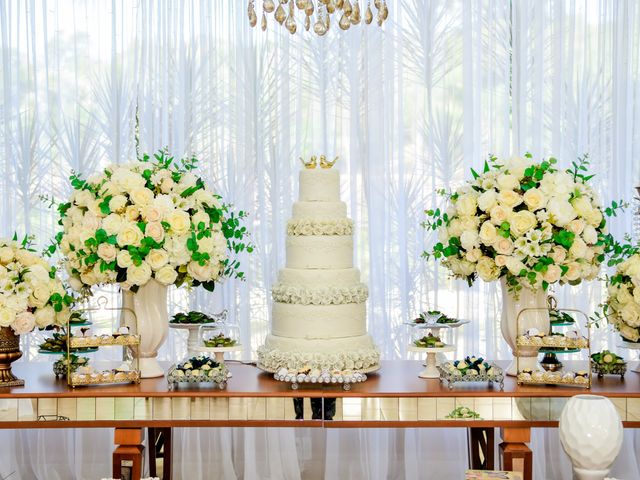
[604,253,640,343]
[445,406,481,420]
[424,154,620,374]
[0,235,72,386]
[49,151,251,378]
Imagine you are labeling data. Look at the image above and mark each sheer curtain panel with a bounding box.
[1,1,640,479]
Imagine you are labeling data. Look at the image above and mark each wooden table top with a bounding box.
[1,360,639,399]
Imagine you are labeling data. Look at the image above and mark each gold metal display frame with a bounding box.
[515,306,591,388]
[66,296,141,387]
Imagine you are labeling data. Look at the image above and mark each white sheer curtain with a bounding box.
[1,1,640,479]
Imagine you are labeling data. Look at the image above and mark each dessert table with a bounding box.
[0,360,638,480]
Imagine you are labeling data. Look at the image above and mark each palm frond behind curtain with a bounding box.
[1,1,640,479]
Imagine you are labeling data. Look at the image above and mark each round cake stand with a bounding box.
[620,341,640,373]
[169,323,215,356]
[408,345,455,378]
[405,319,470,330]
[406,320,468,365]
[192,345,243,378]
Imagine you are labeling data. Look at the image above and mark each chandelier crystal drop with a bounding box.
[248,0,388,35]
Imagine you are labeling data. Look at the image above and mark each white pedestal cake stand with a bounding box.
[169,323,216,357]
[192,345,243,378]
[408,345,456,378]
[405,320,469,365]
[620,341,640,373]
[169,310,229,357]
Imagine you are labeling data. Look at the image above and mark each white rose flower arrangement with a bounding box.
[49,151,252,294]
[0,235,72,334]
[424,154,622,292]
[603,254,640,343]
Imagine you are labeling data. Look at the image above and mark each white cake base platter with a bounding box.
[408,345,456,378]
[169,323,216,357]
[273,370,368,391]
[257,363,380,390]
[619,341,640,373]
[192,345,243,377]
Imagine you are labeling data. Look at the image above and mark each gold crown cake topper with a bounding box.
[299,155,339,169]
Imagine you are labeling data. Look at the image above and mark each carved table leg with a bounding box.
[163,427,172,480]
[113,428,144,480]
[468,427,495,469]
[499,427,532,480]
[148,427,157,477]
[148,427,172,480]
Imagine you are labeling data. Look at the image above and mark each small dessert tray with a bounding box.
[438,358,504,391]
[167,356,229,390]
[549,308,576,326]
[591,362,626,379]
[70,369,140,386]
[38,331,98,354]
[169,310,227,325]
[69,334,140,348]
[39,347,98,354]
[517,369,590,387]
[273,368,367,391]
[591,350,627,379]
[516,333,588,349]
[405,310,470,329]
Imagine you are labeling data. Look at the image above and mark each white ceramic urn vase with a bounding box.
[559,394,623,480]
[500,278,550,376]
[120,279,169,378]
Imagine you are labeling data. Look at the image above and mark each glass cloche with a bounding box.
[198,323,241,349]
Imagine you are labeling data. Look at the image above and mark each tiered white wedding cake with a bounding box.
[257,160,380,373]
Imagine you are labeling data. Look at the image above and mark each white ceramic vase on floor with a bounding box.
[500,278,549,376]
[121,279,168,378]
[559,394,623,480]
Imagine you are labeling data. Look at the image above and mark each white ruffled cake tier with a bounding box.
[257,334,381,373]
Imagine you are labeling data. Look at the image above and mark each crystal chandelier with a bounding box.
[247,0,389,36]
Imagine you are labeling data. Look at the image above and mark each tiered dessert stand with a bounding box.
[66,298,141,387]
[406,311,468,375]
[539,296,578,371]
[516,306,591,388]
